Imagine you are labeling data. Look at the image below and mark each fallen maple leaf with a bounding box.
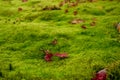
[41,49,53,62]
[91,69,107,80]
[54,53,68,58]
[44,53,53,62]
[41,49,68,61]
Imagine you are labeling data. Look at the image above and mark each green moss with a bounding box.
[0,0,120,80]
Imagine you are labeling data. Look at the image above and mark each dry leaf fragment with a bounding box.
[90,21,96,26]
[51,39,57,45]
[81,25,87,29]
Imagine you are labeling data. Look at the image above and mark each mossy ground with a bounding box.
[0,0,120,80]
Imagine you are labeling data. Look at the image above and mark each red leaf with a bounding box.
[91,69,107,80]
[44,53,53,62]
[42,50,53,62]
[54,53,68,58]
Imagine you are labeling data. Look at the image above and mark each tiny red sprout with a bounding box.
[44,53,53,62]
[91,69,107,80]
[54,53,68,58]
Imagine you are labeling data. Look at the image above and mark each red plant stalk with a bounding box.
[54,53,68,58]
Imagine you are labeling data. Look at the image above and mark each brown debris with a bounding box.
[68,2,78,7]
[81,25,87,29]
[42,5,61,10]
[88,0,97,2]
[73,10,78,16]
[42,6,50,10]
[92,18,97,21]
[51,39,57,45]
[88,0,93,2]
[114,22,120,33]
[22,0,28,2]
[64,0,70,3]
[18,7,23,12]
[65,9,69,13]
[117,23,120,33]
[70,19,85,24]
[76,0,80,3]
[90,21,96,26]
[59,1,64,7]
